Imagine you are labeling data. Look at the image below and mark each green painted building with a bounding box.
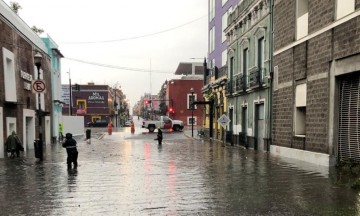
[224,0,272,150]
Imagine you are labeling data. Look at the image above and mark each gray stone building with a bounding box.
[224,0,272,150]
[272,0,360,166]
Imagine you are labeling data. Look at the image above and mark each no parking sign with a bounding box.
[32,80,46,93]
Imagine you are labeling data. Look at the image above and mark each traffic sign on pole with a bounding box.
[217,114,230,129]
[32,80,46,93]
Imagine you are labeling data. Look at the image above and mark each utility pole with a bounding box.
[68,69,72,116]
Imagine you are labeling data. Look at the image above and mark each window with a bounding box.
[222,49,227,66]
[222,10,230,42]
[243,48,249,86]
[230,57,235,91]
[296,0,308,39]
[209,0,215,21]
[257,37,265,81]
[188,93,197,109]
[257,37,265,69]
[77,99,86,109]
[295,83,306,136]
[209,26,215,53]
[2,48,16,102]
[336,0,355,19]
[187,116,197,125]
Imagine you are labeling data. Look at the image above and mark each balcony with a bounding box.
[76,108,87,115]
[249,67,265,89]
[225,81,232,95]
[235,74,247,93]
[205,75,211,85]
[218,66,227,79]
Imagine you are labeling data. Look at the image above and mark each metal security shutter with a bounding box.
[338,74,360,162]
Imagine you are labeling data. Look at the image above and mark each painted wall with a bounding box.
[63,116,84,137]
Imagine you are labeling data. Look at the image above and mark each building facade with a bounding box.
[166,78,204,128]
[0,1,52,157]
[272,0,360,166]
[61,83,129,127]
[202,0,240,140]
[224,0,272,149]
[41,35,64,141]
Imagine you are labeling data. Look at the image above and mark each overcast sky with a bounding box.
[4,0,208,107]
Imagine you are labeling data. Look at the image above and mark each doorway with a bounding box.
[338,73,360,161]
[241,106,248,147]
[255,104,265,151]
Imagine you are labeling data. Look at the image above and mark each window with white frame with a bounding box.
[257,37,265,69]
[188,93,197,109]
[296,0,308,40]
[243,48,249,76]
[257,37,265,81]
[295,83,306,136]
[2,48,17,102]
[209,0,215,21]
[222,10,230,43]
[187,116,197,125]
[336,0,355,20]
[209,26,215,53]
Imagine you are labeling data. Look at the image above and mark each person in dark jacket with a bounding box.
[5,131,23,158]
[62,133,78,169]
[155,128,163,145]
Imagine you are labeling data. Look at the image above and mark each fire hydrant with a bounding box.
[130,121,135,134]
[108,121,113,135]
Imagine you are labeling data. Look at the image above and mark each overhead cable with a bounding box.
[65,57,173,74]
[61,15,207,44]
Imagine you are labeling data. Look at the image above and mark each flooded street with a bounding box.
[0,127,359,215]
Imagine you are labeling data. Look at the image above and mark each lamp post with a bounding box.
[190,87,194,137]
[34,52,43,161]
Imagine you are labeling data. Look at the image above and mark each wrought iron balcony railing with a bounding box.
[249,67,265,89]
[235,74,247,93]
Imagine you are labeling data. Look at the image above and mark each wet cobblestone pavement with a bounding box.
[0,127,359,215]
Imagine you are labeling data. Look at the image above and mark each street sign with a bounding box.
[217,114,230,129]
[32,80,46,93]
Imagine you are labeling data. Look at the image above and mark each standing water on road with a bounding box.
[0,129,358,215]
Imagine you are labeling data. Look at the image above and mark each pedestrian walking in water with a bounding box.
[154,128,163,145]
[5,131,23,158]
[58,122,64,142]
[62,133,78,169]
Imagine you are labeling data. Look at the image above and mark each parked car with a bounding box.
[124,121,131,127]
[87,120,108,127]
[142,116,183,132]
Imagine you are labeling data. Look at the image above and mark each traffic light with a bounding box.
[144,100,152,105]
[74,84,80,91]
[168,107,175,114]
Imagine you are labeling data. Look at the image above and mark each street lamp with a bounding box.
[190,87,194,137]
[34,52,43,161]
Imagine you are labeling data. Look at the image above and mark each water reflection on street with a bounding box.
[0,129,359,215]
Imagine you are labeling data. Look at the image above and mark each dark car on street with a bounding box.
[87,120,108,127]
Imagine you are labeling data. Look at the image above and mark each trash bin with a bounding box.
[34,139,43,160]
[86,129,91,139]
